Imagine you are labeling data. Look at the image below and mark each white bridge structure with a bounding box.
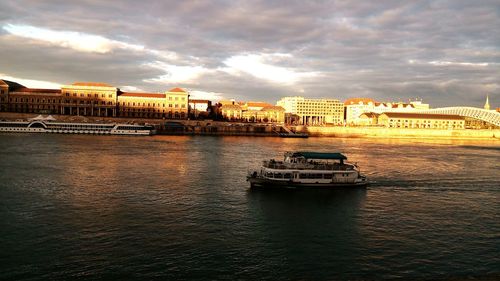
[417,107,500,127]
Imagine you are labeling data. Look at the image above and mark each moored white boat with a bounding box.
[247,151,368,188]
[0,120,156,135]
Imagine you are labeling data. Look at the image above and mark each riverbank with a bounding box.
[298,125,500,140]
[1,112,498,140]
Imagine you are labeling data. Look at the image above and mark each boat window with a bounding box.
[324,174,332,179]
[265,172,273,178]
[274,173,282,178]
[299,173,307,179]
[284,173,292,179]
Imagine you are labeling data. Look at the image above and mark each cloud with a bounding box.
[120,85,145,92]
[143,61,212,84]
[189,90,226,102]
[3,24,144,54]
[428,61,490,67]
[221,53,318,84]
[0,73,61,89]
[0,1,499,107]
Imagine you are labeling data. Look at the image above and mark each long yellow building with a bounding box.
[0,80,189,119]
[377,112,465,129]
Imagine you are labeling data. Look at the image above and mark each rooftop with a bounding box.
[220,104,242,110]
[292,152,347,160]
[344,97,376,105]
[247,102,273,107]
[261,106,285,111]
[11,88,61,94]
[168,87,186,93]
[0,79,26,90]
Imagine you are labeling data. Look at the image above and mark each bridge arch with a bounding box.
[417,107,500,127]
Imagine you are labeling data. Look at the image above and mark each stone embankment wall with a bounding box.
[297,126,500,139]
[1,112,498,139]
[160,122,278,136]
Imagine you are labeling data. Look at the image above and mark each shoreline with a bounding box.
[0,112,498,140]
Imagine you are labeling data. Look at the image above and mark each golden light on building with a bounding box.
[378,112,465,129]
[276,96,344,125]
[0,79,189,120]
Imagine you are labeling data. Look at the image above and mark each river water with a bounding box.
[0,134,499,280]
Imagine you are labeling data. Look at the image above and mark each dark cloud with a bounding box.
[0,0,499,107]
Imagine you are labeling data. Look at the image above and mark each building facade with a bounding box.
[220,104,242,120]
[344,98,430,125]
[220,103,285,123]
[0,80,189,119]
[61,82,117,117]
[378,112,465,129]
[241,106,285,123]
[276,96,344,125]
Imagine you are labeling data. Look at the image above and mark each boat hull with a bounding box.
[247,176,368,189]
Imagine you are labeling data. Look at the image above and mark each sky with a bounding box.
[0,0,499,107]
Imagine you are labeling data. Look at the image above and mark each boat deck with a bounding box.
[262,160,355,171]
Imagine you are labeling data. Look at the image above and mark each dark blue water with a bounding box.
[1,134,499,280]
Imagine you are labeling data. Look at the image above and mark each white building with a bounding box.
[276,96,344,125]
[344,97,430,125]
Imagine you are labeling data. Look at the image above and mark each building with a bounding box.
[220,102,285,123]
[378,112,465,129]
[241,106,285,123]
[189,99,212,118]
[0,79,189,119]
[0,80,11,112]
[344,98,376,125]
[7,87,62,115]
[344,98,430,125]
[117,92,168,118]
[276,96,344,125]
[358,112,379,126]
[242,102,273,111]
[61,82,117,117]
[484,95,490,111]
[220,104,242,120]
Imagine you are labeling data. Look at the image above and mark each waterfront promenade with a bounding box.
[1,112,499,139]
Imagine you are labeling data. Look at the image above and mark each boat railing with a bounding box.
[262,160,354,171]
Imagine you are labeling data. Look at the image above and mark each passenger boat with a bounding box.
[0,120,156,135]
[247,151,368,188]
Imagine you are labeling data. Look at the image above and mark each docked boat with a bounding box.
[0,120,156,135]
[247,151,368,188]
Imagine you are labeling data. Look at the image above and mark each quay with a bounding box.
[1,112,499,139]
[0,112,304,137]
